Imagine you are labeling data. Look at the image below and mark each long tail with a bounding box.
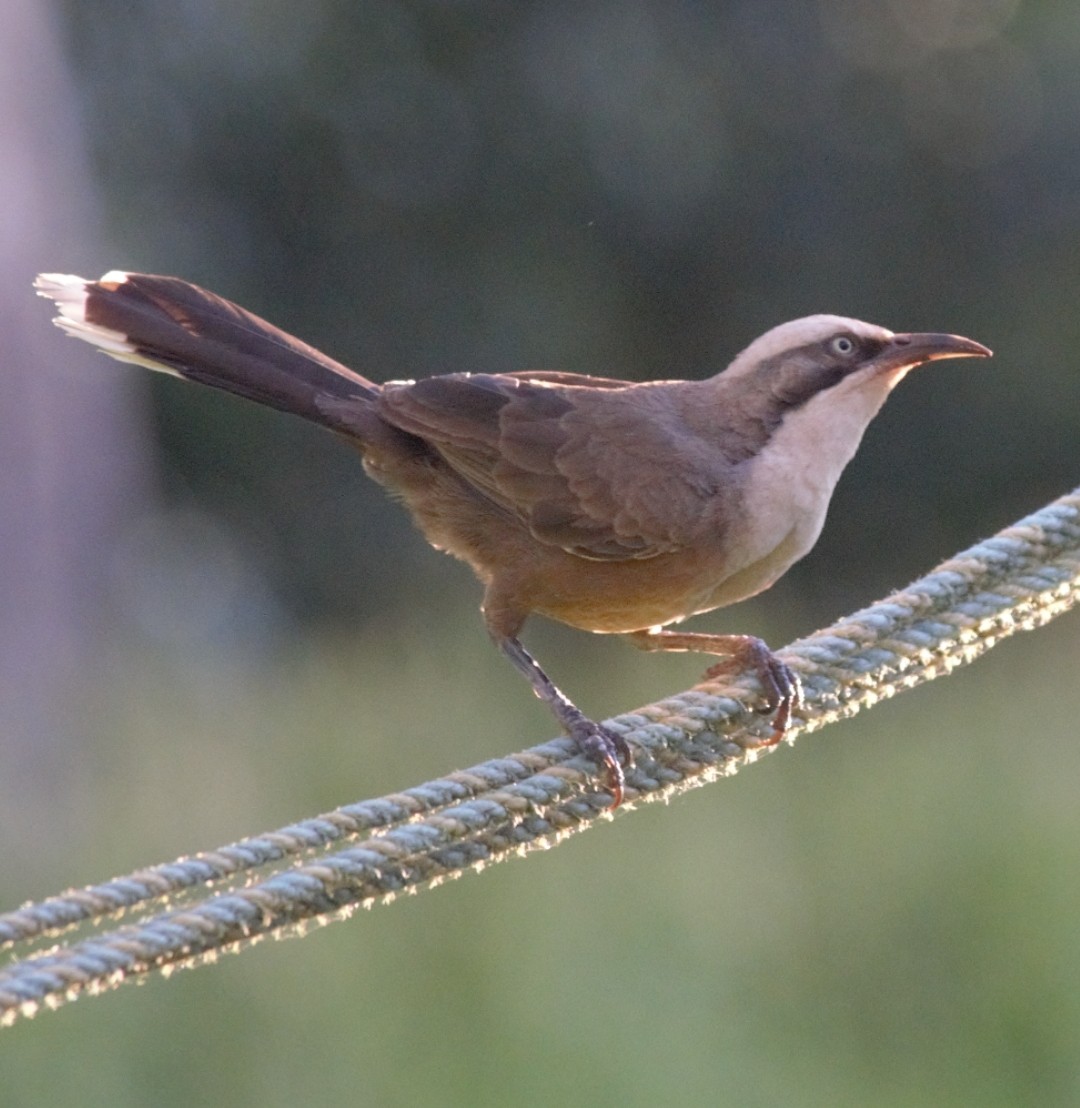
[35,271,378,432]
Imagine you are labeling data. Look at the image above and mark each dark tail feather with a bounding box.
[35,271,378,432]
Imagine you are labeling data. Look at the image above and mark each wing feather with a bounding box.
[377,373,726,560]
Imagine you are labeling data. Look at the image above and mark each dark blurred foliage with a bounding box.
[52,0,1078,630]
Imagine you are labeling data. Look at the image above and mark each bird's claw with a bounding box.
[756,657,803,743]
[705,638,803,746]
[569,720,632,809]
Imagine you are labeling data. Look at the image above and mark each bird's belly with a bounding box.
[528,518,815,635]
[526,547,753,634]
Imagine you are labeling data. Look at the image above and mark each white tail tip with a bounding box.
[34,271,180,375]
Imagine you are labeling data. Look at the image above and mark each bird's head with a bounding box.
[725,313,991,398]
[709,314,991,470]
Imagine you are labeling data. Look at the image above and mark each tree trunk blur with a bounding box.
[0,0,151,848]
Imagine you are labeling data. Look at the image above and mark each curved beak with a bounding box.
[877,332,992,378]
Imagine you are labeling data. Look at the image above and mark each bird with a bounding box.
[34,271,991,806]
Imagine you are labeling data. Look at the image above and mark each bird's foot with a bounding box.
[567,718,632,809]
[494,633,632,808]
[703,637,804,744]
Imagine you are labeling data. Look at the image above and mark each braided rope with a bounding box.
[1,487,1077,1025]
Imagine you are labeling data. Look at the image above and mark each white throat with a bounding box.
[731,366,897,585]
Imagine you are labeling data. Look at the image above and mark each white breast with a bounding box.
[717,366,898,601]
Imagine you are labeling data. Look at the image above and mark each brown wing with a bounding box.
[502,369,632,389]
[377,373,722,560]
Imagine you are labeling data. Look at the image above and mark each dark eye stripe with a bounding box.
[713,334,889,462]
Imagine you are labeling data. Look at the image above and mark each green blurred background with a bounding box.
[2,0,1079,1104]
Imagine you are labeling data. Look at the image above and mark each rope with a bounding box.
[1,486,1077,1025]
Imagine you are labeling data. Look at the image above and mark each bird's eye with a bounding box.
[829,335,857,357]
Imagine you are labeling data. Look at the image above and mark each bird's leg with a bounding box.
[496,635,631,808]
[626,629,803,742]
